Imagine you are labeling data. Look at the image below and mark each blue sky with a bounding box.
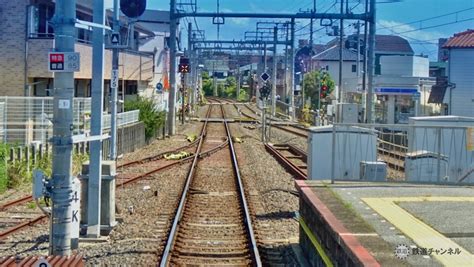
[107,0,474,60]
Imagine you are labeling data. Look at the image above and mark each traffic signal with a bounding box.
[320,84,328,98]
[178,57,190,73]
[120,0,147,18]
[259,84,271,100]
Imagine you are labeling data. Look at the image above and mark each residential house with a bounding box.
[441,29,474,117]
[311,35,439,123]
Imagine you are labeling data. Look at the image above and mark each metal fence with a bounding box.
[102,110,140,130]
[0,97,140,145]
[307,123,474,185]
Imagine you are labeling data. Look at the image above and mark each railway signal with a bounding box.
[179,57,190,73]
[120,0,147,18]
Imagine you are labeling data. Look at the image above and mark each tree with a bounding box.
[201,72,214,96]
[223,76,237,98]
[302,70,335,110]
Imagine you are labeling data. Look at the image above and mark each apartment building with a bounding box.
[0,0,164,100]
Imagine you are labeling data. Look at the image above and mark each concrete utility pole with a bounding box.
[289,18,296,120]
[110,0,119,160]
[187,23,193,111]
[236,51,241,101]
[88,0,105,238]
[366,0,376,123]
[338,0,344,108]
[213,61,218,96]
[310,0,316,47]
[362,0,369,122]
[168,0,178,135]
[271,26,277,116]
[50,0,76,255]
[284,23,289,104]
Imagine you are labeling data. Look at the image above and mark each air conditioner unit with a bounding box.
[360,161,387,181]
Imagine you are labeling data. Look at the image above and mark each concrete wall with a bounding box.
[0,0,29,96]
[380,55,429,77]
[445,49,474,117]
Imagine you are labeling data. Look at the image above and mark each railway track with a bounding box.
[0,116,223,240]
[377,139,407,172]
[265,143,308,180]
[160,103,261,266]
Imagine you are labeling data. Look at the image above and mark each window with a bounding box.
[325,65,329,71]
[28,4,55,38]
[352,64,357,73]
[126,81,138,95]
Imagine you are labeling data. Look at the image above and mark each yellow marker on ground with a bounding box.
[362,197,474,266]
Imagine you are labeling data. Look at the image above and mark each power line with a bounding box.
[396,18,474,34]
[378,7,474,30]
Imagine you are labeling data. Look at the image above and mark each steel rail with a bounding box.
[0,107,227,240]
[220,104,262,266]
[0,138,229,240]
[271,125,309,138]
[0,138,202,212]
[264,143,307,180]
[159,105,212,266]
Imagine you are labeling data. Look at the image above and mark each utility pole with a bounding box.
[289,18,296,120]
[362,0,369,122]
[236,51,241,101]
[310,0,316,47]
[337,0,344,110]
[50,0,76,255]
[366,0,376,123]
[284,23,289,106]
[110,0,119,160]
[271,26,277,116]
[88,0,105,239]
[356,21,361,78]
[187,23,193,112]
[168,0,178,135]
[213,61,217,96]
[181,73,185,124]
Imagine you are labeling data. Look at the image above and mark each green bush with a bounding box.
[0,143,87,191]
[0,143,8,193]
[124,97,165,141]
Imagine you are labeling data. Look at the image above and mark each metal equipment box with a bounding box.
[308,125,377,180]
[336,103,359,123]
[360,161,387,181]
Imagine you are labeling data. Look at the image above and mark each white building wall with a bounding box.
[380,55,429,77]
[445,49,474,117]
[313,61,360,87]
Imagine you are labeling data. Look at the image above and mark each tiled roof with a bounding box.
[443,29,474,48]
[312,45,360,61]
[339,34,414,54]
[373,35,414,54]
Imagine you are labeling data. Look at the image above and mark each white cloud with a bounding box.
[218,8,250,26]
[377,19,443,42]
[229,17,251,25]
[377,19,444,60]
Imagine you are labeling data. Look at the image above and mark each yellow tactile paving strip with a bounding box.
[362,197,474,267]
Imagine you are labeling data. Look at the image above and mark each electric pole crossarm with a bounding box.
[191,40,290,45]
[176,12,368,20]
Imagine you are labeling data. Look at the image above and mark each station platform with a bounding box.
[296,180,474,267]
